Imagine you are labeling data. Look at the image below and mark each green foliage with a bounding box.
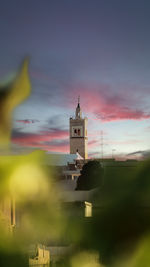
[76,161,104,190]
[0,251,28,267]
[80,159,150,266]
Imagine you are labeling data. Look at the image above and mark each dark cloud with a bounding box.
[11,128,29,138]
[43,139,69,147]
[11,126,69,152]
[127,150,150,158]
[47,115,67,129]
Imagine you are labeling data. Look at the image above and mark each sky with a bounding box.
[0,0,150,159]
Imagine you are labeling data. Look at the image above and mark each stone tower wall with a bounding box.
[70,117,88,159]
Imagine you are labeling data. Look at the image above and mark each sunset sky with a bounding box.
[0,0,150,158]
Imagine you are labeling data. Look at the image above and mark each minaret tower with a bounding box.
[70,97,88,159]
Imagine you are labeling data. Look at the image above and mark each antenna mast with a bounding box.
[100,130,104,160]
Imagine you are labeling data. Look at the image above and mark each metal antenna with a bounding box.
[100,130,104,160]
[112,149,116,159]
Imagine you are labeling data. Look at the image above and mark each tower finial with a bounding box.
[77,95,80,109]
[76,95,82,118]
[78,95,80,105]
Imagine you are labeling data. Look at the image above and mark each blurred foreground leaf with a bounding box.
[0,58,31,146]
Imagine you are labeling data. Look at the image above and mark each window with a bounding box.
[72,126,82,137]
[78,129,81,136]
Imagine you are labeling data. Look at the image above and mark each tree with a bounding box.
[76,160,103,190]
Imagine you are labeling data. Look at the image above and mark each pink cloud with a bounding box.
[42,143,69,153]
[12,129,69,153]
[16,119,39,124]
[88,140,100,148]
[27,141,69,153]
[69,87,150,122]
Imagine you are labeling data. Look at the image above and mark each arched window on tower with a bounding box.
[74,129,77,136]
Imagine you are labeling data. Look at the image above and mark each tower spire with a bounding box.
[77,95,80,109]
[78,95,80,106]
[76,95,82,118]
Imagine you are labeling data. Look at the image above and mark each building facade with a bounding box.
[70,98,88,159]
